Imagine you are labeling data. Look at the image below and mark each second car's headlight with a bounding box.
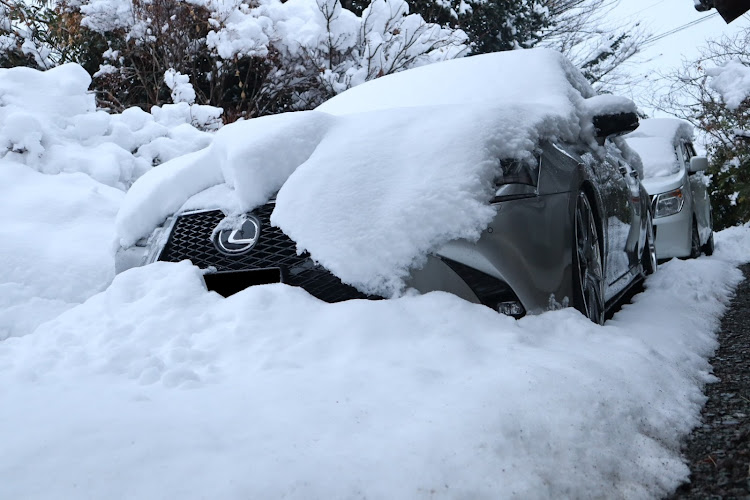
[654,187,684,218]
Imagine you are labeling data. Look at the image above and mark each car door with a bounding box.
[597,146,639,290]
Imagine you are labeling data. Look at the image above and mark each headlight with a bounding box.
[114,216,176,274]
[654,187,684,218]
[491,157,540,202]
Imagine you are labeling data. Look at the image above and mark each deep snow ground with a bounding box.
[1,158,750,498]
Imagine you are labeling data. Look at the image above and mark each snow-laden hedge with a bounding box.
[0,63,221,190]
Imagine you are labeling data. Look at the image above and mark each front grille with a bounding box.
[158,206,376,303]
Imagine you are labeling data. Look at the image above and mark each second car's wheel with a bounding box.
[573,191,605,325]
[641,210,657,276]
[689,219,701,259]
[702,232,715,256]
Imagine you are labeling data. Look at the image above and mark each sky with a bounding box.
[610,0,750,115]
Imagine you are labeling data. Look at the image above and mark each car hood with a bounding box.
[641,171,685,196]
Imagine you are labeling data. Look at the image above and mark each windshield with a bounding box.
[625,137,681,178]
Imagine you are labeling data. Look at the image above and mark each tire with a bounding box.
[689,219,701,259]
[641,210,657,276]
[573,191,605,325]
[702,232,715,256]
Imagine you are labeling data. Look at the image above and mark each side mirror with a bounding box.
[593,112,640,140]
[689,156,708,173]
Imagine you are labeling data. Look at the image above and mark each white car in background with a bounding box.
[625,118,714,259]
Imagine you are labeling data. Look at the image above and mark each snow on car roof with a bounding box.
[316,48,595,115]
[117,48,624,296]
[624,118,694,179]
[626,117,693,142]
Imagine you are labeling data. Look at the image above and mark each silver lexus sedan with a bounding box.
[115,49,657,324]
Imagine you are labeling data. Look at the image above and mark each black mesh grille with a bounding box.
[158,206,376,302]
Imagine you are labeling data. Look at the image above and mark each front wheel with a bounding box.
[573,191,605,325]
[702,232,715,256]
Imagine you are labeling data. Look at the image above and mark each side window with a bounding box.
[679,141,696,166]
[490,154,541,203]
[684,142,697,159]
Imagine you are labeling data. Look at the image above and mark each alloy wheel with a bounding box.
[574,192,605,324]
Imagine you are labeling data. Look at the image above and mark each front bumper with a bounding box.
[652,206,692,259]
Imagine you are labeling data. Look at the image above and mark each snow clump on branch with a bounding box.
[706,59,750,111]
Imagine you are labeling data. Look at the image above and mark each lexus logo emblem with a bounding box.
[213,214,261,255]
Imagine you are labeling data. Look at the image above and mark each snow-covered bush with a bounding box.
[69,0,468,117]
[0,63,220,188]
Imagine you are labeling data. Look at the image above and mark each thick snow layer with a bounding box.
[625,118,694,179]
[1,221,749,498]
[273,104,527,295]
[0,63,220,190]
[0,62,223,338]
[0,162,123,340]
[582,93,638,117]
[117,48,633,296]
[316,48,594,116]
[706,59,750,110]
[115,111,334,246]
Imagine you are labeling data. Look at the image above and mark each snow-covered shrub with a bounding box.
[72,0,468,118]
[0,63,220,188]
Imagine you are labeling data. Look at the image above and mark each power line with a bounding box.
[643,12,720,45]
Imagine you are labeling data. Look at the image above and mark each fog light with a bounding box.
[497,301,525,317]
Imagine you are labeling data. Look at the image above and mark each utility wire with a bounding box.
[643,12,720,45]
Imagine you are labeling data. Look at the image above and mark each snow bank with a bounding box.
[1,227,749,499]
[0,162,123,340]
[118,48,631,296]
[706,59,750,110]
[0,63,225,338]
[625,118,694,179]
[0,63,220,190]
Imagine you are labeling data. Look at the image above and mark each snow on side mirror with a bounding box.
[689,156,709,173]
[585,95,639,140]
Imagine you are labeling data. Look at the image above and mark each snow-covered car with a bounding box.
[625,118,714,259]
[114,48,657,324]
